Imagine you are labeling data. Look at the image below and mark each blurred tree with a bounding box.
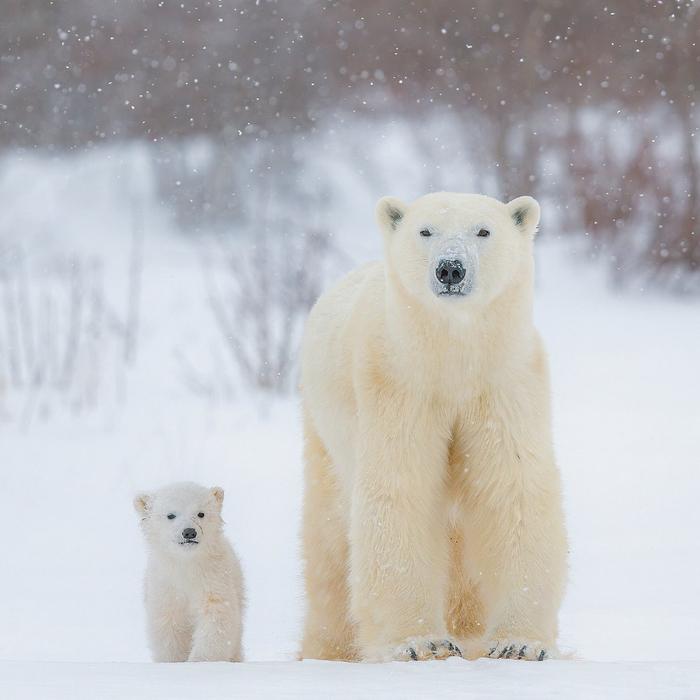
[0,0,697,285]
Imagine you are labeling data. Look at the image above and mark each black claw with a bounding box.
[488,645,498,657]
[444,640,462,657]
[498,645,510,659]
[409,647,418,660]
[518,645,527,659]
[429,642,437,653]
[538,649,546,661]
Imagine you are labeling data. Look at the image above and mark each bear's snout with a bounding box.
[182,528,198,541]
[435,258,466,286]
[430,239,477,298]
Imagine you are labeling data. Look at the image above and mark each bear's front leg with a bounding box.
[145,582,192,662]
[349,384,460,662]
[188,596,243,662]
[462,386,568,661]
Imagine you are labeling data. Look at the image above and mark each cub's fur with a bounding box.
[134,481,245,662]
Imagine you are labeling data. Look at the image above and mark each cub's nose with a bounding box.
[436,258,466,285]
[182,528,197,540]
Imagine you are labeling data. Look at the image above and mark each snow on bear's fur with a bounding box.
[134,482,245,662]
[300,192,567,663]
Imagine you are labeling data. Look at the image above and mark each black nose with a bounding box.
[436,259,466,285]
[182,528,197,540]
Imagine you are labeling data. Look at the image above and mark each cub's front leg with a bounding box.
[189,595,243,662]
[349,382,460,662]
[145,580,192,662]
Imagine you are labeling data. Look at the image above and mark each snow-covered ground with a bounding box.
[3,659,700,700]
[1,148,699,697]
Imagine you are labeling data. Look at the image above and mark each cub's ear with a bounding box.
[375,196,407,235]
[507,196,540,237]
[211,486,224,507]
[133,492,152,516]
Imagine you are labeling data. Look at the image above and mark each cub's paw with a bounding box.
[485,639,551,661]
[187,650,229,662]
[390,636,463,662]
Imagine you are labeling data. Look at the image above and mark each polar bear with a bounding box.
[134,482,245,662]
[300,192,567,663]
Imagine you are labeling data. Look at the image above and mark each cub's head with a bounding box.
[134,482,225,557]
[376,192,540,310]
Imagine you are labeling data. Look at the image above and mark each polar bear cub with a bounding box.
[134,481,245,662]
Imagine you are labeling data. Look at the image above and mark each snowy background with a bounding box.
[1,2,699,698]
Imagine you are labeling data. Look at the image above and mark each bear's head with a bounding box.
[134,482,225,558]
[376,192,539,311]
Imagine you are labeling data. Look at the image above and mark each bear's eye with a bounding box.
[419,229,432,237]
[197,512,205,518]
[167,513,176,520]
[477,228,491,238]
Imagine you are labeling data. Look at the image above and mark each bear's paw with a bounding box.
[485,638,551,661]
[371,636,463,662]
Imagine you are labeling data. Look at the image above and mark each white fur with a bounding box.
[300,192,567,662]
[134,482,245,662]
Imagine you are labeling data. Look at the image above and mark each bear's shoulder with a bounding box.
[309,261,384,323]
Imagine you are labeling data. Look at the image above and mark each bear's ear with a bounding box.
[375,196,407,235]
[133,492,152,516]
[210,486,224,507]
[507,196,540,237]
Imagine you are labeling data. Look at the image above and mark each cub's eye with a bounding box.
[197,512,205,518]
[477,228,491,238]
[167,513,176,520]
[419,229,432,237]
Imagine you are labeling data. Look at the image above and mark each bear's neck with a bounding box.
[383,267,535,401]
[152,538,227,569]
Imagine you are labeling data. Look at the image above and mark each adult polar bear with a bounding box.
[300,192,567,663]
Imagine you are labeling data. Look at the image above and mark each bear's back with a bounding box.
[300,260,385,429]
[303,260,384,356]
